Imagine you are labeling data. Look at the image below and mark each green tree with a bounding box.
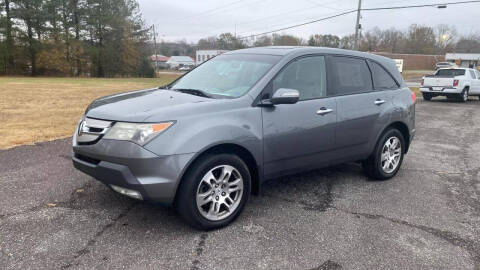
[216,33,245,50]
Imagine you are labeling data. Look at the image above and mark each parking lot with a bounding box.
[1,98,479,270]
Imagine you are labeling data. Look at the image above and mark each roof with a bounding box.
[151,55,169,62]
[226,46,382,58]
[196,50,229,54]
[445,53,480,60]
[167,56,194,63]
[226,46,393,64]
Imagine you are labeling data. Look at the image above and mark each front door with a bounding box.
[261,55,337,178]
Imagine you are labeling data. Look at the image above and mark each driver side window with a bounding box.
[271,56,327,101]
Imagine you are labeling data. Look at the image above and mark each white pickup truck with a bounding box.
[420,68,480,102]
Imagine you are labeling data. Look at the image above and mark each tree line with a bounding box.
[1,0,479,78]
[194,24,480,55]
[0,0,154,77]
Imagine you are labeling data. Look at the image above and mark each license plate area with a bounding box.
[431,87,443,91]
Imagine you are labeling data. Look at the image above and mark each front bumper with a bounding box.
[72,135,194,205]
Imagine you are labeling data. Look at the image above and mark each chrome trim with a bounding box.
[374,99,386,105]
[77,118,112,143]
[316,108,333,115]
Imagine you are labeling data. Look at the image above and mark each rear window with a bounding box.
[329,56,373,96]
[469,70,476,79]
[436,69,465,76]
[369,61,399,90]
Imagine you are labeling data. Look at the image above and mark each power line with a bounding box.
[237,10,357,39]
[171,0,248,21]
[236,0,480,40]
[362,0,480,10]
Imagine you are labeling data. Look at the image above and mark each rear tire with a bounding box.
[175,153,251,230]
[458,88,469,102]
[422,92,432,101]
[363,128,405,180]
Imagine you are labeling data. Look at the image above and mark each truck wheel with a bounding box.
[363,128,405,180]
[459,88,469,102]
[175,153,251,230]
[422,93,432,101]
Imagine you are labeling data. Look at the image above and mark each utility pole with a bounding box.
[353,0,362,50]
[152,24,158,76]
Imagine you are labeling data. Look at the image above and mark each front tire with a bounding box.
[363,128,405,180]
[175,153,251,230]
[422,92,432,101]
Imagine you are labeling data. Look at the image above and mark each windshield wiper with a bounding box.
[172,88,213,98]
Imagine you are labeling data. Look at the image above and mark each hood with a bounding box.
[85,88,213,122]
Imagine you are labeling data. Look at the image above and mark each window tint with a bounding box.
[469,70,476,79]
[476,70,480,79]
[329,56,373,95]
[272,56,327,100]
[369,61,399,90]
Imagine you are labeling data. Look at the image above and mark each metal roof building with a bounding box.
[166,56,195,69]
[445,53,480,68]
[445,53,480,60]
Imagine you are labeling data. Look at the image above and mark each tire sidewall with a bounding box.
[422,93,432,101]
[373,129,405,179]
[460,88,468,102]
[178,154,251,230]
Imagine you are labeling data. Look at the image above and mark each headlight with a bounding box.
[103,121,174,145]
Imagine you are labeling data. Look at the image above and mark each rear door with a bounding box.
[261,55,337,178]
[475,70,480,94]
[468,69,480,94]
[327,56,393,162]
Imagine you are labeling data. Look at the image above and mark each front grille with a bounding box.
[74,153,101,165]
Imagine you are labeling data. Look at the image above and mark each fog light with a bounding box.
[110,185,143,200]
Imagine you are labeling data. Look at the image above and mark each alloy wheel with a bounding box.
[196,165,244,221]
[381,137,402,174]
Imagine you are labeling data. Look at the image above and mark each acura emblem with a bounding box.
[78,120,85,136]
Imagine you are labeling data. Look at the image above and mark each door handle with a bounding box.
[316,107,333,115]
[374,99,386,105]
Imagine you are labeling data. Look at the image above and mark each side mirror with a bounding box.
[270,88,300,105]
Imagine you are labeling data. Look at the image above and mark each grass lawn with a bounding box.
[0,76,179,149]
[402,69,434,80]
[410,87,421,97]
[0,73,425,150]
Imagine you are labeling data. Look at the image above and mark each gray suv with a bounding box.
[73,47,416,229]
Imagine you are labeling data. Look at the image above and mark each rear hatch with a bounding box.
[423,69,465,90]
[423,77,455,88]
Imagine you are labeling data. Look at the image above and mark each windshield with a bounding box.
[436,69,465,76]
[170,54,281,98]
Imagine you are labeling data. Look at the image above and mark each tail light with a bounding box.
[453,80,459,87]
[421,79,424,86]
[411,91,416,103]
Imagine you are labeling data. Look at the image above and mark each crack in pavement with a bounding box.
[190,233,208,270]
[334,207,480,267]
[309,260,342,270]
[266,176,479,267]
[0,182,92,220]
[60,202,137,269]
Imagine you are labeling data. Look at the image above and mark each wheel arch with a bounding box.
[384,121,411,153]
[174,143,261,204]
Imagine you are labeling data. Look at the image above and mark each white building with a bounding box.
[166,56,195,69]
[445,53,480,68]
[196,50,229,65]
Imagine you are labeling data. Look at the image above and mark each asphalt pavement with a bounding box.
[1,97,480,270]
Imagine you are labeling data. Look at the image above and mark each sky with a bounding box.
[137,0,480,43]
